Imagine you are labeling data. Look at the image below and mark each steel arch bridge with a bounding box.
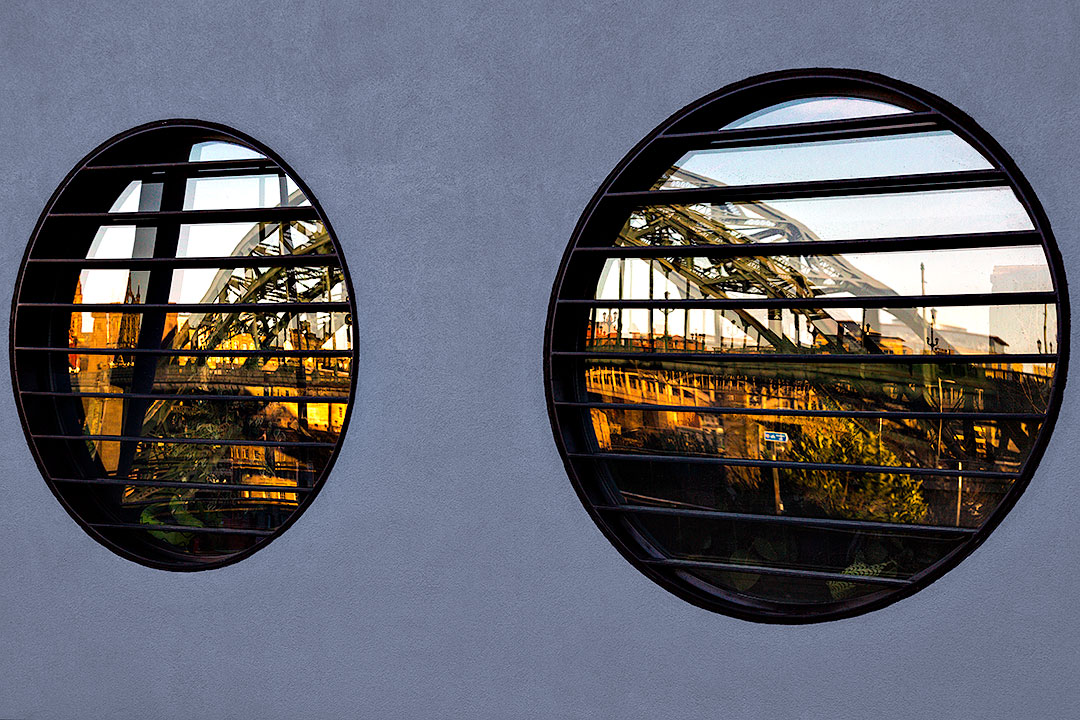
[613,166,949,355]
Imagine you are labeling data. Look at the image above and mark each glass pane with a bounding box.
[85,225,152,258]
[616,192,1034,245]
[108,182,143,213]
[581,359,1054,414]
[142,399,345,440]
[77,267,146,304]
[84,439,321,556]
[176,221,333,258]
[684,568,888,605]
[67,354,352,395]
[596,248,1052,301]
[72,264,346,307]
[106,181,164,215]
[633,513,963,578]
[189,141,266,162]
[589,408,1038,474]
[184,174,309,210]
[75,397,347,442]
[605,459,1011,529]
[655,132,990,189]
[167,311,350,352]
[78,222,331,261]
[66,310,350,353]
[81,438,328,483]
[721,97,911,130]
[586,304,1058,355]
[168,265,346,305]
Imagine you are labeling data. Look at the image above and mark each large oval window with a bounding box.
[545,70,1067,621]
[13,120,356,570]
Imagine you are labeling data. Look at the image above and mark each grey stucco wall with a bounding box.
[2,1,1078,718]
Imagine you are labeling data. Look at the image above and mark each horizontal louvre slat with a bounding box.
[560,291,1055,310]
[20,301,350,313]
[89,522,275,537]
[53,477,315,494]
[81,158,282,178]
[18,347,351,357]
[26,254,340,269]
[555,401,1044,421]
[45,206,319,225]
[598,503,976,536]
[553,351,1055,365]
[603,169,1007,205]
[642,556,911,586]
[35,434,336,448]
[22,390,350,403]
[656,112,943,148]
[571,231,1044,257]
[568,451,1018,479]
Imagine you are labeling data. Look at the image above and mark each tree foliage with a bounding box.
[786,417,929,524]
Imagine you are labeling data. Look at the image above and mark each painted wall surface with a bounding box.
[1,1,1078,718]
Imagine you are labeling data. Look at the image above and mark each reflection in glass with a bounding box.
[598,247,1051,299]
[636,513,962,578]
[617,194,1033,247]
[82,438,321,556]
[77,397,345,442]
[168,265,345,306]
[100,174,308,216]
[685,568,887,605]
[59,140,353,562]
[75,259,344,308]
[84,222,333,262]
[177,221,332,257]
[655,132,991,189]
[68,354,351,395]
[84,439,330,488]
[68,311,349,352]
[107,182,144,214]
[584,354,1047,554]
[587,304,1056,356]
[582,359,1053,415]
[99,524,263,558]
[184,174,309,210]
[720,97,911,130]
[555,83,1064,615]
[190,141,266,162]
[589,407,1038,474]
[605,458,1010,529]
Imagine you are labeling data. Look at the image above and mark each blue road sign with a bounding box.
[763,431,789,443]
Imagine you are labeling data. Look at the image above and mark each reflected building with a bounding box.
[66,248,352,537]
[992,264,1058,355]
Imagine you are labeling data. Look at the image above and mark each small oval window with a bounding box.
[13,120,357,570]
[545,71,1067,622]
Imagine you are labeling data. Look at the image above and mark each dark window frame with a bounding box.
[543,68,1070,623]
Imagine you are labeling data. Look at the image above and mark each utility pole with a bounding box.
[1044,304,1048,355]
[616,257,624,348]
[920,261,927,351]
[648,259,655,351]
[956,462,963,527]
